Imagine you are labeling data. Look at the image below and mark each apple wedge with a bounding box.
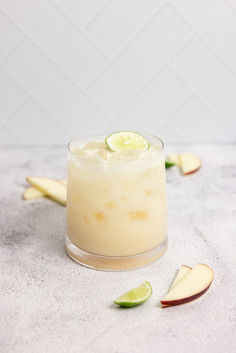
[23,179,67,201]
[162,265,192,308]
[166,154,180,167]
[23,186,44,200]
[170,265,192,290]
[58,179,67,186]
[179,153,201,175]
[161,263,214,307]
[27,176,66,206]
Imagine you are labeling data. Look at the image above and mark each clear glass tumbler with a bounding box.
[66,132,167,270]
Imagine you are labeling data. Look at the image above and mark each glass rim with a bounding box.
[67,130,164,156]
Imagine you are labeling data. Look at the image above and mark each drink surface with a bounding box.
[67,136,167,257]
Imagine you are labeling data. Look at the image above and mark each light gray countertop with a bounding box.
[1,144,236,353]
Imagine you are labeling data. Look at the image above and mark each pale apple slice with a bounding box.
[26,176,66,206]
[58,179,67,186]
[170,265,192,290]
[23,179,67,200]
[162,265,192,308]
[179,153,201,175]
[161,263,214,307]
[166,154,180,167]
[23,186,44,200]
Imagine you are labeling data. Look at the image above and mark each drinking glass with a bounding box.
[66,132,167,270]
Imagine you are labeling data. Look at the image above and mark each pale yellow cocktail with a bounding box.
[66,132,167,270]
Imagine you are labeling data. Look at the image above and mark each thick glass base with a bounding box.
[65,236,168,271]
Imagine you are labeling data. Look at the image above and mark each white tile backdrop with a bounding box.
[0,0,236,145]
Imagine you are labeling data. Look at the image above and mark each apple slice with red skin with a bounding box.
[162,265,192,308]
[179,153,201,175]
[166,154,180,167]
[161,263,214,307]
[170,265,192,290]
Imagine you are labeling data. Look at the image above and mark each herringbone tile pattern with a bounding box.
[0,0,235,145]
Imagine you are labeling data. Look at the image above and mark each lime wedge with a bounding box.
[165,160,176,168]
[114,281,152,307]
[105,131,149,152]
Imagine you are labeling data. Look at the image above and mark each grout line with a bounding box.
[0,35,25,63]
[85,0,168,88]
[29,36,112,120]
[157,121,186,143]
[4,124,25,144]
[168,1,236,80]
[105,33,194,125]
[0,6,112,121]
[83,0,114,28]
[1,68,74,137]
[0,62,28,95]
[168,65,236,139]
[0,94,28,128]
[154,93,193,130]
[50,0,110,60]
[193,96,236,139]
[26,97,74,138]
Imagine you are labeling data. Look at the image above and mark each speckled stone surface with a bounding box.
[1,145,236,353]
